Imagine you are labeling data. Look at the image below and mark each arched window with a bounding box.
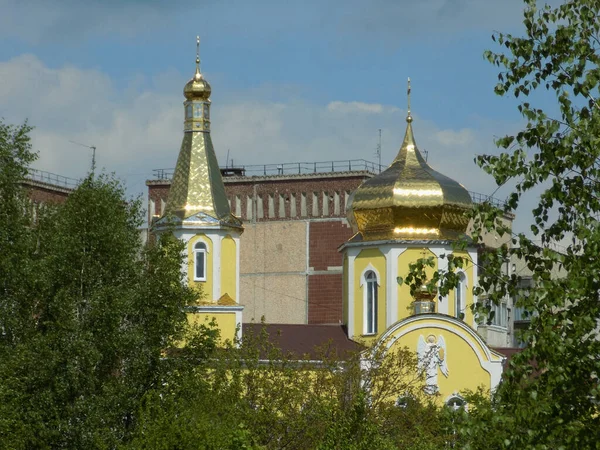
[446,395,466,411]
[193,241,207,281]
[454,272,466,320]
[364,270,378,335]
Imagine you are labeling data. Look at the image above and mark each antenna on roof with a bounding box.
[69,140,97,174]
[375,129,382,173]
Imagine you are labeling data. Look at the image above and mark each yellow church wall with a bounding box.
[397,248,438,320]
[188,234,213,302]
[354,248,386,343]
[221,235,237,301]
[187,310,238,345]
[385,319,493,402]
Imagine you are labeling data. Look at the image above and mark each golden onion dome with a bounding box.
[183,37,211,101]
[347,81,472,241]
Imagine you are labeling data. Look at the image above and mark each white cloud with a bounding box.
[1,54,527,229]
[327,101,399,115]
[431,128,476,147]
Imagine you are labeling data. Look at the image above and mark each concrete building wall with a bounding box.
[240,220,308,323]
[467,213,514,249]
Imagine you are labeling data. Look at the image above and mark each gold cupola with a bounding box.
[183,38,212,102]
[347,79,472,241]
[163,37,242,230]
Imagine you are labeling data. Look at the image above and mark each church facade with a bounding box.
[154,41,507,402]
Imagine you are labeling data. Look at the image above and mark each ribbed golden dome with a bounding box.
[347,111,472,241]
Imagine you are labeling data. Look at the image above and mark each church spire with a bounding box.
[163,38,241,229]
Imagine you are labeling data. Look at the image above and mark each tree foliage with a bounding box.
[452,0,600,448]
[129,330,455,450]
[0,120,37,344]
[0,122,211,448]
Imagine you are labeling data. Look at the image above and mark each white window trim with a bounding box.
[489,301,508,329]
[360,264,381,336]
[445,394,468,411]
[192,238,210,282]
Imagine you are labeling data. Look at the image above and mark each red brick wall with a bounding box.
[308,274,343,324]
[25,185,71,204]
[147,174,368,222]
[309,221,354,270]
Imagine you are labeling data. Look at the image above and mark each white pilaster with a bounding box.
[385,248,393,328]
[386,247,406,327]
[347,248,358,339]
[428,246,451,315]
[468,248,478,330]
[211,232,222,301]
[234,235,241,304]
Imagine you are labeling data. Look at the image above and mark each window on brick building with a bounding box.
[194,241,207,281]
[364,270,378,335]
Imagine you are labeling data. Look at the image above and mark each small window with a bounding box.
[490,302,508,328]
[365,271,378,335]
[455,272,466,320]
[194,242,207,281]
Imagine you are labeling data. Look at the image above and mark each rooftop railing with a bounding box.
[152,159,383,180]
[151,159,508,208]
[26,169,80,190]
[467,190,507,209]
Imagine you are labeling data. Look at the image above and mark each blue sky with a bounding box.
[0,0,554,233]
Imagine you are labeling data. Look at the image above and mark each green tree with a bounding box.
[451,0,600,448]
[0,119,37,344]
[130,329,453,450]
[0,130,214,448]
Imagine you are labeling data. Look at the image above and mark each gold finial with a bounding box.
[406,77,413,123]
[195,36,201,77]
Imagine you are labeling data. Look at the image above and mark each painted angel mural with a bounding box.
[417,334,449,394]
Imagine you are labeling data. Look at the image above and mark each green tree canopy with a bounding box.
[452,0,600,448]
[0,121,212,448]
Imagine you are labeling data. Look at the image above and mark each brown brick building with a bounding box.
[23,169,77,206]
